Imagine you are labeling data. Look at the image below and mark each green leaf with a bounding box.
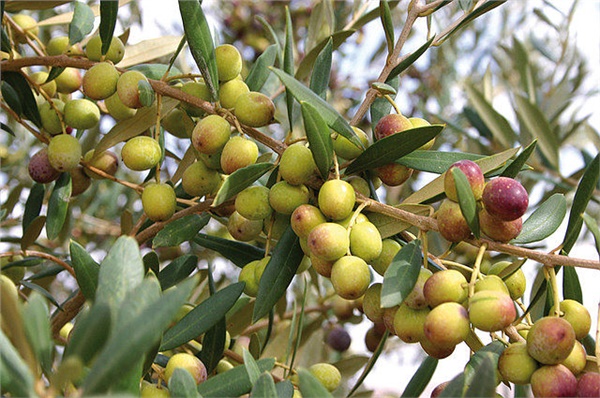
[95,236,144,315]
[397,151,483,174]
[245,44,278,92]
[45,66,65,84]
[130,63,183,80]
[82,277,196,394]
[19,280,61,308]
[2,72,42,127]
[69,240,100,301]
[158,255,198,291]
[212,163,274,207]
[464,352,497,397]
[347,330,389,397]
[438,1,506,43]
[380,0,395,54]
[512,194,566,244]
[345,125,443,175]
[199,317,226,374]
[296,30,356,81]
[298,368,333,398]
[501,139,537,178]
[401,356,438,398]
[64,302,111,364]
[197,358,275,397]
[1,80,22,116]
[464,341,504,387]
[381,240,422,308]
[370,76,398,128]
[270,67,360,147]
[138,79,155,107]
[168,368,200,398]
[309,37,332,99]
[275,380,294,398]
[371,82,397,96]
[178,0,218,100]
[68,2,94,45]
[1,122,15,136]
[562,154,599,254]
[465,84,516,148]
[22,183,44,233]
[243,348,260,384]
[438,372,466,398]
[514,94,559,169]
[22,292,53,374]
[0,329,37,398]
[46,172,71,240]
[253,227,304,322]
[388,36,436,80]
[160,282,245,351]
[99,0,118,55]
[153,214,210,248]
[301,101,333,179]
[582,213,600,256]
[563,267,583,303]
[193,233,265,268]
[283,6,295,131]
[453,168,480,238]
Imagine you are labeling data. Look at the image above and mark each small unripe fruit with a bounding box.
[374,113,412,140]
[85,35,125,64]
[220,136,258,174]
[307,222,349,262]
[375,163,413,186]
[279,143,316,186]
[419,334,455,359]
[336,212,368,229]
[47,36,80,56]
[549,299,592,340]
[423,269,468,307]
[487,261,526,300]
[474,275,510,295]
[309,255,334,277]
[393,303,429,343]
[290,204,326,238]
[308,363,341,392]
[562,340,587,376]
[47,134,82,172]
[161,108,194,138]
[479,208,522,243]
[39,99,65,135]
[140,381,169,398]
[164,353,207,385]
[227,211,262,241]
[30,71,57,97]
[82,62,120,100]
[70,167,91,196]
[423,302,470,347]
[215,44,243,82]
[468,290,516,332]
[436,199,472,243]
[83,150,118,179]
[345,175,370,197]
[28,148,60,183]
[54,67,82,94]
[332,126,369,160]
[181,161,221,198]
[12,14,38,44]
[482,177,529,221]
[498,342,539,385]
[349,221,382,262]
[370,239,401,276]
[444,159,484,201]
[192,115,231,154]
[268,181,310,215]
[576,372,600,398]
[318,179,356,221]
[330,255,370,300]
[121,136,162,171]
[219,79,249,108]
[63,99,101,130]
[362,283,385,324]
[326,326,351,352]
[235,185,272,220]
[142,183,177,222]
[527,316,576,365]
[117,70,149,109]
[409,117,435,150]
[404,267,433,309]
[238,260,260,296]
[234,91,275,127]
[530,364,577,398]
[104,92,136,120]
[180,81,211,116]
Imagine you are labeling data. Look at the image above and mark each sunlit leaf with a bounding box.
[46,173,71,240]
[463,340,504,387]
[397,151,482,174]
[243,348,260,384]
[68,2,94,45]
[193,233,265,268]
[438,1,507,43]
[401,356,438,398]
[453,168,480,238]
[275,379,294,398]
[465,84,516,148]
[69,240,100,301]
[381,240,422,308]
[501,139,537,178]
[197,358,275,397]
[119,35,184,68]
[212,163,274,207]
[512,194,566,244]
[370,76,398,129]
[153,214,210,248]
[301,101,333,179]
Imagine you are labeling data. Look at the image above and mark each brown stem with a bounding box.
[1,250,75,278]
[50,290,86,339]
[241,304,330,336]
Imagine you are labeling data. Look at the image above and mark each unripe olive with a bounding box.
[63,99,101,130]
[268,181,310,215]
[423,269,468,307]
[30,71,57,97]
[468,290,516,332]
[238,259,260,296]
[375,163,413,187]
[393,303,430,344]
[332,126,369,160]
[330,255,371,300]
[142,183,177,222]
[180,81,211,117]
[487,261,526,300]
[220,136,258,175]
[436,199,472,243]
[309,255,334,277]
[527,316,576,365]
[548,299,592,340]
[54,67,82,94]
[85,35,125,64]
[121,136,162,171]
[404,267,433,309]
[336,213,368,229]
[181,161,221,198]
[345,175,370,197]
[290,204,326,238]
[279,143,316,186]
[423,302,470,347]
[479,208,522,243]
[474,275,510,295]
[227,211,263,241]
[234,91,275,127]
[362,283,385,324]
[140,381,169,398]
[12,14,38,44]
[47,36,81,56]
[370,239,401,276]
[70,167,92,196]
[104,92,136,120]
[39,99,65,135]
[161,108,194,138]
[192,115,231,155]
[307,222,349,262]
[349,221,382,263]
[562,340,587,376]
[419,334,455,359]
[219,79,249,108]
[235,185,272,220]
[47,134,82,172]
[409,117,435,150]
[82,62,120,100]
[83,149,118,179]
[308,363,341,392]
[497,342,539,385]
[444,160,485,201]
[318,179,356,221]
[117,70,149,109]
[530,364,577,398]
[164,353,207,385]
[215,44,243,82]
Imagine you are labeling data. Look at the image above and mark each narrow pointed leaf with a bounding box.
[381,240,422,308]
[64,303,111,364]
[346,125,443,175]
[464,352,497,397]
[19,281,61,308]
[512,194,566,244]
[388,36,436,80]
[1,80,22,116]
[298,368,333,398]
[582,213,600,256]
[301,101,333,179]
[501,139,537,178]
[99,0,118,55]
[158,254,198,291]
[309,37,332,99]
[212,163,274,207]
[153,214,210,248]
[199,317,226,374]
[253,227,304,322]
[246,44,278,92]
[68,2,94,45]
[0,330,37,398]
[347,330,389,397]
[466,84,516,148]
[453,168,480,238]
[283,6,294,130]
[563,267,582,303]
[464,341,504,386]
[46,172,71,240]
[197,358,275,397]
[401,356,438,398]
[380,0,395,54]
[514,94,558,169]
[2,72,42,127]
[270,67,360,147]
[169,368,200,398]
[178,0,218,100]
[23,183,44,233]
[22,292,53,374]
[397,151,483,174]
[439,1,506,43]
[296,30,356,80]
[438,372,466,397]
[243,348,260,384]
[69,240,100,300]
[193,233,265,268]
[160,282,245,351]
